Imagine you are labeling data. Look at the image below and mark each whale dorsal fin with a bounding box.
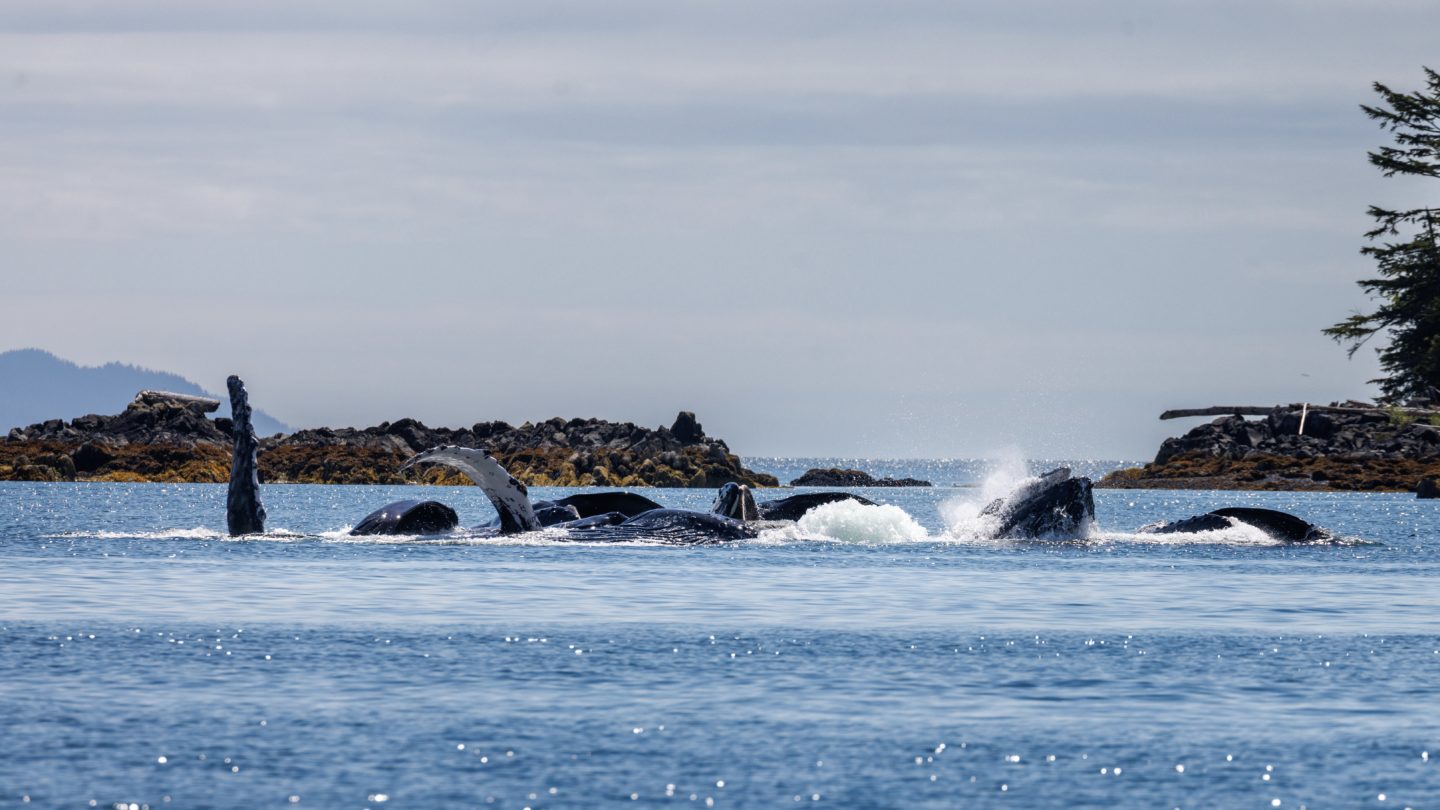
[402,446,540,533]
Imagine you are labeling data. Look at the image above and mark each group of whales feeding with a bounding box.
[222,377,1339,544]
[348,446,878,544]
[335,445,1338,545]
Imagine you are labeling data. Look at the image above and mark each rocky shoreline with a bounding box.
[0,394,779,488]
[1098,403,1440,492]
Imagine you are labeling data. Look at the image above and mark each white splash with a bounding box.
[1095,521,1284,547]
[760,500,929,544]
[938,450,1032,539]
[47,527,227,541]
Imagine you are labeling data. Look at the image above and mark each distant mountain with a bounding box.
[0,349,290,437]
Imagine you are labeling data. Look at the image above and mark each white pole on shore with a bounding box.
[1298,403,1309,436]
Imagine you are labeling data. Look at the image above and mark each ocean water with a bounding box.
[1,458,1438,809]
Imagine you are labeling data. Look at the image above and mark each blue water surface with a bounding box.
[1,459,1438,809]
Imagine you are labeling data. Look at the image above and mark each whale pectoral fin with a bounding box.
[401,445,540,533]
[225,375,266,536]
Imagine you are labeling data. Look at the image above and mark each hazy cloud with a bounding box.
[1,0,1429,456]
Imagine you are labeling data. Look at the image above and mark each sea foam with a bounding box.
[756,500,929,544]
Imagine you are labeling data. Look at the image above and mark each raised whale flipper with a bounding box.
[552,492,664,519]
[351,499,459,536]
[402,446,541,534]
[1141,507,1334,543]
[979,467,1095,540]
[225,375,266,536]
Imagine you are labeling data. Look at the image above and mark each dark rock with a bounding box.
[71,443,115,474]
[3,395,774,488]
[35,453,76,481]
[1300,412,1335,439]
[1104,400,1440,492]
[671,411,704,444]
[790,468,932,487]
[12,464,62,482]
[1419,478,1440,499]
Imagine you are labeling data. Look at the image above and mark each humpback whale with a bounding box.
[225,375,267,536]
[710,482,879,522]
[547,491,665,519]
[399,446,756,544]
[1138,507,1336,543]
[712,482,762,522]
[980,468,1095,540]
[402,446,542,533]
[351,499,460,536]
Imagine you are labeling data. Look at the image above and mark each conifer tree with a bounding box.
[1325,67,1440,402]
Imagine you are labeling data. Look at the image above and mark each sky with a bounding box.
[2,0,1437,459]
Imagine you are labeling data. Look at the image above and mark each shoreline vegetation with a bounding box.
[3,392,1438,493]
[1098,402,1440,493]
[0,393,778,488]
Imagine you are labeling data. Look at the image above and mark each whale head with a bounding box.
[711,482,760,522]
[979,467,1094,540]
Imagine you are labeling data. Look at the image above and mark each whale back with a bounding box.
[1208,507,1331,543]
[1141,507,1332,543]
[756,492,877,521]
[553,491,664,519]
[402,446,540,533]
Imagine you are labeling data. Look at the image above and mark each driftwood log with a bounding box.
[133,390,221,413]
[1160,404,1440,421]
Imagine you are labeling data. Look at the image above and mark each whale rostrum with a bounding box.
[980,467,1096,540]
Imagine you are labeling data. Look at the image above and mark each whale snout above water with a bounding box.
[980,468,1096,540]
[712,483,761,522]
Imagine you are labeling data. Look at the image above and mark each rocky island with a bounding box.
[1099,402,1440,493]
[0,393,778,488]
[790,468,932,487]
